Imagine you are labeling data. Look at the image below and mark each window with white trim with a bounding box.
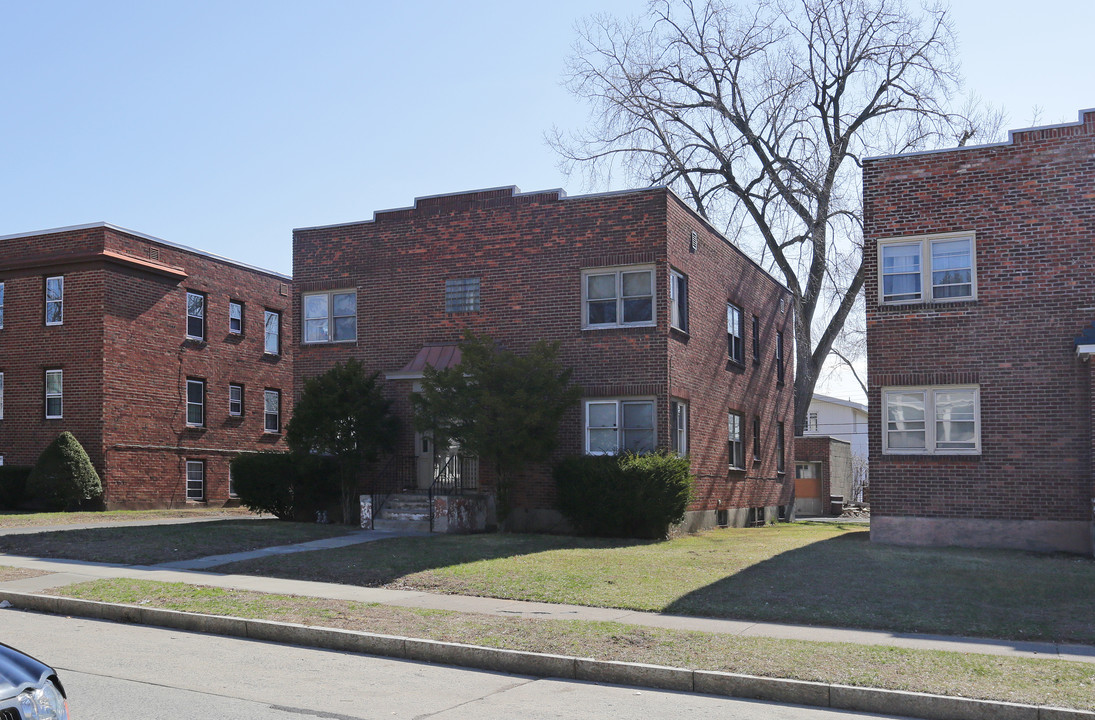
[0,371,4,420]
[264,310,280,354]
[776,421,786,473]
[264,389,280,433]
[582,266,655,328]
[776,331,785,385]
[727,303,743,363]
[303,291,356,343]
[807,412,819,432]
[728,412,744,469]
[669,270,688,332]
[186,379,204,427]
[670,400,688,454]
[186,291,205,340]
[585,399,655,455]
[445,278,480,313]
[883,386,980,454]
[228,465,237,498]
[752,415,760,461]
[229,384,243,416]
[751,315,759,364]
[186,460,205,501]
[880,234,975,304]
[45,369,62,419]
[0,281,5,328]
[45,276,63,326]
[229,301,243,334]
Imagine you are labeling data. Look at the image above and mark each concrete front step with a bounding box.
[372,518,430,533]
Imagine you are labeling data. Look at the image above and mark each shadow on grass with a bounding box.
[0,520,353,565]
[664,530,1095,644]
[217,532,657,587]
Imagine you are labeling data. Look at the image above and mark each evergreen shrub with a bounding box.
[25,432,103,511]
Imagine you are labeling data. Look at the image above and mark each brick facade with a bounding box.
[0,223,293,507]
[293,186,795,531]
[863,109,1095,554]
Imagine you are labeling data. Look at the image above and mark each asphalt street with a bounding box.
[3,609,913,720]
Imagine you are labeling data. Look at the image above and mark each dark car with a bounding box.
[0,643,68,719]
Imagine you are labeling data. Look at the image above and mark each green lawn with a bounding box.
[215,522,1095,643]
[0,520,354,565]
[0,507,256,528]
[51,577,1095,712]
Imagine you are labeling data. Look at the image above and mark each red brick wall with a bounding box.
[795,435,832,507]
[0,225,293,507]
[864,111,1095,523]
[293,186,792,517]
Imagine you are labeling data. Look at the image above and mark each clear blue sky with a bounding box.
[1,0,1091,402]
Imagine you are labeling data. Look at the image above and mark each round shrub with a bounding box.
[25,432,103,511]
[230,452,338,521]
[554,451,693,539]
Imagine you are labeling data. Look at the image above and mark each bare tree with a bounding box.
[554,0,1001,433]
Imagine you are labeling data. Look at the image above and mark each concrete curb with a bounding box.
[3,590,1092,720]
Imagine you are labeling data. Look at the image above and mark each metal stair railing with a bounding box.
[369,455,415,527]
[427,454,479,532]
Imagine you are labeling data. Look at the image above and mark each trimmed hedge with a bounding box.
[230,452,338,521]
[554,451,694,539]
[0,466,33,509]
[25,432,103,511]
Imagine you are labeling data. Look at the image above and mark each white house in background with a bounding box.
[804,394,868,460]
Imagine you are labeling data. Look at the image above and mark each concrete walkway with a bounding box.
[1,524,1093,666]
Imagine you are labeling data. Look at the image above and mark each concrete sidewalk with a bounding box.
[1,542,1093,665]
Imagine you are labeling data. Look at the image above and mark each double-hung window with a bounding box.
[228,384,243,416]
[229,301,243,334]
[880,233,975,304]
[186,460,205,501]
[0,371,4,419]
[751,315,760,364]
[883,386,980,454]
[45,276,63,326]
[186,291,205,340]
[727,303,743,363]
[302,291,356,343]
[728,412,744,469]
[585,399,655,455]
[670,400,688,454]
[776,422,786,473]
[264,310,280,354]
[669,270,688,332]
[264,389,280,433]
[186,379,204,427]
[582,267,654,328]
[45,369,62,419]
[775,331,784,385]
[752,416,761,461]
[0,281,5,328]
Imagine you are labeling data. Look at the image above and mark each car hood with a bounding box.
[0,643,52,701]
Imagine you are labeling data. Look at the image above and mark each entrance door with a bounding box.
[415,431,435,490]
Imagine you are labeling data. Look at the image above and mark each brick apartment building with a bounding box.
[0,223,293,507]
[293,185,795,531]
[863,109,1095,555]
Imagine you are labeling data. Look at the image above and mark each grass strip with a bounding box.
[0,520,354,565]
[215,523,1095,644]
[0,566,46,582]
[49,577,1095,711]
[0,507,256,529]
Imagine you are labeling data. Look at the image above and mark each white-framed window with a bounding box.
[186,378,204,427]
[228,465,237,498]
[776,421,786,473]
[0,280,5,328]
[264,310,280,354]
[302,291,356,343]
[186,460,205,501]
[584,398,655,455]
[879,233,975,304]
[582,266,655,329]
[670,399,688,454]
[45,369,62,419]
[229,384,243,416]
[445,278,480,313]
[264,389,280,433]
[0,371,4,420]
[728,412,744,469]
[727,303,744,363]
[883,385,980,454]
[229,300,243,334]
[776,331,785,384]
[751,315,760,364]
[807,412,819,432]
[186,291,205,340]
[752,415,760,461]
[45,276,63,326]
[669,269,688,332]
